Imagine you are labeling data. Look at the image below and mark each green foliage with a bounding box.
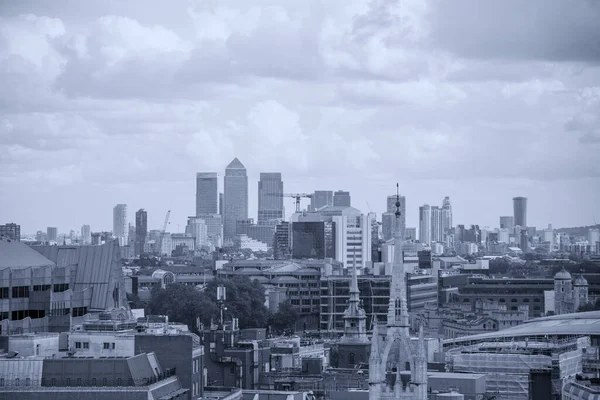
[148,284,217,332]
[268,300,300,333]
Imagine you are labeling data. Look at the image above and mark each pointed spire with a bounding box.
[350,247,359,295]
[416,324,425,360]
[388,183,409,327]
[369,322,381,362]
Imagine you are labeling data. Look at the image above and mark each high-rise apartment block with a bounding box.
[513,197,528,228]
[135,209,147,256]
[112,204,127,246]
[47,227,58,242]
[81,224,91,245]
[186,217,208,249]
[333,190,351,207]
[196,172,218,216]
[257,172,284,225]
[273,221,291,260]
[382,194,406,241]
[223,158,248,241]
[500,216,515,231]
[196,214,223,248]
[311,191,333,211]
[441,196,453,237]
[419,205,431,245]
[0,223,20,241]
[430,206,442,243]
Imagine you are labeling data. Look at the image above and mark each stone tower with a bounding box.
[369,184,428,400]
[554,268,573,315]
[336,250,370,368]
[573,275,589,311]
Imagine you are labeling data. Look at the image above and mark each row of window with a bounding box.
[0,284,70,299]
[0,378,31,387]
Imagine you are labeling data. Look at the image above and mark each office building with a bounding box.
[333,190,351,207]
[219,192,224,215]
[382,194,406,241]
[112,204,127,246]
[441,196,452,238]
[236,218,274,248]
[186,217,207,249]
[273,221,291,260]
[513,197,527,227]
[311,190,333,211]
[196,213,223,248]
[80,224,91,245]
[292,221,336,259]
[135,209,147,256]
[431,206,442,243]
[0,223,20,241]
[46,227,58,242]
[405,227,417,240]
[223,158,248,241]
[419,205,432,245]
[195,172,218,215]
[257,172,284,225]
[500,216,515,230]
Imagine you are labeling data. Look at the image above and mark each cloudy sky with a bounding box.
[1,0,599,235]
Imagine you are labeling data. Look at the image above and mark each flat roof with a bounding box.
[0,241,56,269]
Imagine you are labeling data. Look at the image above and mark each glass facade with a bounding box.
[292,221,336,259]
[196,173,218,216]
[257,172,283,225]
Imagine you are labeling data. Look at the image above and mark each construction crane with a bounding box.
[157,210,171,257]
[283,193,313,213]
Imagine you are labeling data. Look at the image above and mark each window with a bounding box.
[15,378,19,387]
[75,342,82,349]
[349,352,355,365]
[83,342,89,349]
[11,286,29,298]
[53,283,69,293]
[0,378,4,387]
[230,366,236,375]
[103,342,110,349]
[0,288,9,299]
[111,343,115,349]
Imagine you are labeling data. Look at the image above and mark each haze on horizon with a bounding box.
[1,0,599,234]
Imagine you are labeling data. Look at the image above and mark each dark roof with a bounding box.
[0,241,56,269]
[33,241,129,311]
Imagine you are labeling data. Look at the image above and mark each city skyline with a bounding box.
[1,1,599,233]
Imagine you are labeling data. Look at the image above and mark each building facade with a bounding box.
[333,191,351,207]
[46,227,58,243]
[419,205,431,245]
[310,191,333,211]
[513,197,527,228]
[135,209,147,256]
[223,158,248,241]
[258,172,284,225]
[292,222,336,259]
[112,204,127,246]
[196,172,218,216]
[0,223,20,242]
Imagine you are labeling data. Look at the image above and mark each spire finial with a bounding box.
[395,183,401,218]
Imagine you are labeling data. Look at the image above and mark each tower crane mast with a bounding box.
[282,193,313,213]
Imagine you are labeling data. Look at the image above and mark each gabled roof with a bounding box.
[0,241,56,269]
[226,157,246,170]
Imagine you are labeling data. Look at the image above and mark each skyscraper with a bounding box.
[431,206,442,243]
[311,190,333,211]
[382,194,405,241]
[135,209,147,255]
[223,157,248,241]
[513,197,528,228]
[441,196,452,238]
[47,227,58,242]
[258,172,284,225]
[333,190,351,207]
[219,193,224,215]
[81,224,91,245]
[500,216,515,230]
[419,205,432,245]
[196,173,218,216]
[112,204,127,246]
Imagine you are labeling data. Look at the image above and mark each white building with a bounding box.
[112,204,128,246]
[419,205,432,245]
[186,217,208,249]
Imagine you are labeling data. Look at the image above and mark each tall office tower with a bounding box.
[0,223,20,241]
[273,221,291,260]
[382,194,406,240]
[219,193,224,215]
[47,227,58,242]
[419,205,432,245]
[197,214,223,248]
[196,172,218,216]
[333,190,351,207]
[292,221,336,259]
[430,206,442,243]
[441,196,452,237]
[258,172,284,225]
[81,225,91,245]
[186,217,208,249]
[223,157,248,241]
[513,197,528,228]
[112,204,128,246]
[135,209,148,255]
[500,216,515,230]
[311,190,333,211]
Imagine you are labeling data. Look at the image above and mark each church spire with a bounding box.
[341,247,368,343]
[387,183,409,328]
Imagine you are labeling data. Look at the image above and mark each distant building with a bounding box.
[219,192,224,215]
[46,227,58,243]
[431,206,442,243]
[196,172,218,215]
[185,217,208,249]
[405,227,417,241]
[382,194,405,241]
[236,219,274,248]
[135,209,147,256]
[500,216,514,230]
[311,190,333,211]
[112,204,127,246]
[80,224,91,245]
[258,172,284,225]
[441,196,453,239]
[588,228,600,248]
[333,190,351,207]
[0,223,20,242]
[513,197,527,227]
[273,221,291,260]
[292,221,336,259]
[196,213,223,248]
[419,205,431,245]
[223,158,248,241]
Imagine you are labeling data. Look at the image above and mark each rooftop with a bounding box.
[0,240,56,269]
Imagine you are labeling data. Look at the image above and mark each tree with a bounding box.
[268,301,300,333]
[148,284,217,332]
[205,276,270,329]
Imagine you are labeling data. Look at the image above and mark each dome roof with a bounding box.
[554,268,572,280]
[575,275,588,286]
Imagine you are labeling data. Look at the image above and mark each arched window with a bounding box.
[349,352,356,365]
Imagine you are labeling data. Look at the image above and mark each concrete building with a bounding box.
[196,213,223,248]
[185,216,208,250]
[236,219,274,248]
[499,216,514,231]
[419,205,431,245]
[291,221,336,259]
[46,227,58,243]
[135,209,147,256]
[404,228,416,241]
[431,206,442,243]
[80,224,91,245]
[219,192,224,215]
[112,204,127,246]
[224,158,248,241]
[382,194,405,241]
[0,223,20,242]
[273,222,291,260]
[258,173,284,225]
[310,191,333,211]
[513,197,527,228]
[196,172,218,216]
[333,191,351,207]
[441,197,452,239]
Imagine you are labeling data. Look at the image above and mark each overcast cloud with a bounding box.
[1,0,599,234]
